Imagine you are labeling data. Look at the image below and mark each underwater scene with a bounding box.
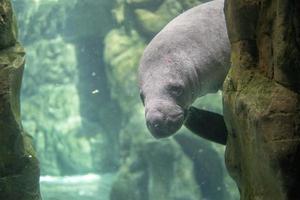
[1,0,299,199]
[9,0,241,199]
[12,0,239,200]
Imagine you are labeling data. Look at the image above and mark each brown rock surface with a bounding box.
[223,0,300,199]
[0,1,41,199]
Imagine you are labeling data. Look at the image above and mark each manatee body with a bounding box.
[138,0,230,144]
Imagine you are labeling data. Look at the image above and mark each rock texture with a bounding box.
[110,135,202,200]
[223,0,300,199]
[0,0,41,199]
[16,1,93,175]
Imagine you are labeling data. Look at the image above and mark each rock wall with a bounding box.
[223,0,300,199]
[0,0,41,199]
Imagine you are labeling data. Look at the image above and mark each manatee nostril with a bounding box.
[146,111,165,134]
[145,106,185,138]
[147,118,162,130]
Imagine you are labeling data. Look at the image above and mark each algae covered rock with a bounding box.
[110,137,202,200]
[223,0,300,199]
[145,139,202,200]
[0,1,41,199]
[132,0,204,37]
[104,28,146,113]
[21,37,92,175]
[133,8,167,35]
[0,43,41,199]
[175,132,230,200]
[112,0,206,38]
[0,0,17,49]
[13,0,72,45]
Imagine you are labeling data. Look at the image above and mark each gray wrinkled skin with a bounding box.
[138,0,230,138]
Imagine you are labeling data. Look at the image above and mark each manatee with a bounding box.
[184,107,228,145]
[138,0,230,144]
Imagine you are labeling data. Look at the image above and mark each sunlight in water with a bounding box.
[40,174,101,184]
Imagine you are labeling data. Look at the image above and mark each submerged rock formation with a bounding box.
[223,0,300,199]
[175,133,230,200]
[15,0,119,175]
[15,1,93,175]
[0,0,41,199]
[65,0,123,173]
[110,136,203,200]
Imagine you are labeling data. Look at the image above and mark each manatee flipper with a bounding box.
[184,107,227,145]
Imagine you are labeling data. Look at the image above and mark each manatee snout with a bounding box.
[145,101,186,138]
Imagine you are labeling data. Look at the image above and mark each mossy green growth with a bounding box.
[0,0,17,49]
[133,0,203,37]
[0,43,41,199]
[21,37,93,175]
[134,8,167,35]
[0,44,25,166]
[104,28,146,114]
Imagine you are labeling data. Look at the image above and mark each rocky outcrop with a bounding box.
[110,136,202,200]
[0,0,41,199]
[223,0,300,199]
[112,0,206,39]
[175,133,230,200]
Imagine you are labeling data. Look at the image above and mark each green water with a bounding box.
[12,0,239,199]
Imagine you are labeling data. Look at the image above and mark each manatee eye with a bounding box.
[168,84,184,97]
[140,91,145,105]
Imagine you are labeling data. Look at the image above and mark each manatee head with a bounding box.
[138,51,197,138]
[139,78,188,138]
